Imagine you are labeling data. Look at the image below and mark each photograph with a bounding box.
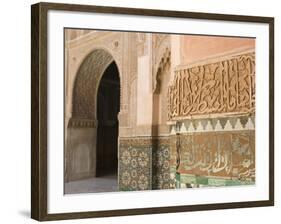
[63,29,256,194]
[30,2,274,220]
[0,0,278,222]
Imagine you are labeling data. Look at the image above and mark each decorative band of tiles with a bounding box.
[178,174,254,188]
[170,116,255,134]
[119,136,170,147]
[67,118,97,128]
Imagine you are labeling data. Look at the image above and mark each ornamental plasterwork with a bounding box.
[152,34,171,93]
[68,31,124,87]
[69,32,137,125]
[128,34,138,82]
[152,34,168,50]
[72,49,114,119]
[129,79,137,128]
[153,48,171,93]
[136,33,148,56]
[167,51,255,120]
[115,33,138,129]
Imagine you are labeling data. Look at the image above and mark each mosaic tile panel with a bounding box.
[119,138,152,191]
[152,138,171,190]
[119,137,172,191]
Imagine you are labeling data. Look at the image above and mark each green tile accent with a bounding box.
[196,176,208,185]
[180,174,196,184]
[208,178,227,186]
[179,174,254,187]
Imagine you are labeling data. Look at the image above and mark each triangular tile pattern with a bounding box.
[205,121,213,131]
[234,118,244,130]
[188,122,195,132]
[170,126,176,135]
[224,120,233,131]
[214,120,223,131]
[180,123,187,133]
[245,117,255,130]
[196,121,204,132]
[169,117,255,134]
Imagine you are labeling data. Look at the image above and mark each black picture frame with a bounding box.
[31,2,274,221]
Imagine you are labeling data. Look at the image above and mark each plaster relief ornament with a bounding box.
[168,52,255,120]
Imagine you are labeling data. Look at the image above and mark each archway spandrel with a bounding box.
[66,33,125,117]
[72,49,117,119]
[67,32,124,77]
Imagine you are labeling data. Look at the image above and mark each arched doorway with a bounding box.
[65,49,121,193]
[96,62,120,177]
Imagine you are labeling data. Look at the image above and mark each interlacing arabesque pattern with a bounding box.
[152,145,171,189]
[119,143,151,191]
[119,137,173,191]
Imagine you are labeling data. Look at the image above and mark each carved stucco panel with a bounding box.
[72,49,114,119]
[168,51,255,120]
[118,33,138,128]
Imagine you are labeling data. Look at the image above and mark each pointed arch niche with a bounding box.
[152,48,171,135]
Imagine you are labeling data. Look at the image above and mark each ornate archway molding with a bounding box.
[153,48,171,94]
[152,34,171,93]
[65,31,125,124]
[71,49,116,122]
[65,47,122,182]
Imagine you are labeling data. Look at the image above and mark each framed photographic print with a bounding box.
[31,2,274,221]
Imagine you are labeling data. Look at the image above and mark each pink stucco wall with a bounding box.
[181,35,255,64]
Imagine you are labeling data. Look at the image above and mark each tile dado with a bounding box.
[119,137,171,191]
[119,126,255,190]
[119,145,152,191]
[152,145,171,190]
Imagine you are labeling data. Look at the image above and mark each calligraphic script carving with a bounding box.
[178,132,255,181]
[168,52,255,119]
